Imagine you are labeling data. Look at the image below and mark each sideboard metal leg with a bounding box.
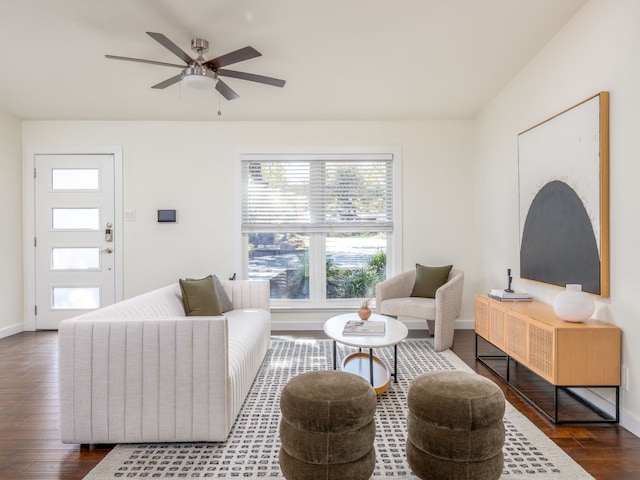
[369,348,374,385]
[393,344,398,383]
[475,333,478,358]
[332,340,337,370]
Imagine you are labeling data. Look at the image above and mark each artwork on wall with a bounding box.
[518,92,609,296]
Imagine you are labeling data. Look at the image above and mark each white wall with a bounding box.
[15,0,640,436]
[22,120,475,327]
[0,111,23,338]
[474,0,640,434]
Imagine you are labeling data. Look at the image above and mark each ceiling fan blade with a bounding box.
[204,46,261,69]
[217,69,286,87]
[151,73,183,89]
[215,79,240,100]
[105,55,185,69]
[146,31,193,64]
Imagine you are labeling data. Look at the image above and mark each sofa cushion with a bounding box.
[179,275,222,316]
[225,307,271,423]
[213,274,233,313]
[410,264,452,298]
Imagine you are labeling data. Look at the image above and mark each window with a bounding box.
[239,148,401,308]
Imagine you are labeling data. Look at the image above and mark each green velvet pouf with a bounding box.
[406,371,505,480]
[279,370,377,480]
[280,445,376,480]
[280,417,376,464]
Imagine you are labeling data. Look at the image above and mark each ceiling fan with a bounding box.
[106,32,286,100]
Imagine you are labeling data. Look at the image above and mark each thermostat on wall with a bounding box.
[157,209,177,223]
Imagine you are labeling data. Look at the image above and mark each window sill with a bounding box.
[271,305,368,314]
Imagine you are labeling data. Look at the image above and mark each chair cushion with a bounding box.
[410,264,452,298]
[379,297,436,320]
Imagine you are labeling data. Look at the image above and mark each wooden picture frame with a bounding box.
[518,92,609,296]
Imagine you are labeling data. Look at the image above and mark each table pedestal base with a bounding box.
[341,352,391,395]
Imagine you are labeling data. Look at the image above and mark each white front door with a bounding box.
[34,154,117,329]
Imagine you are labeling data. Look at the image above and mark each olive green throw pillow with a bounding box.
[179,275,222,316]
[410,264,453,299]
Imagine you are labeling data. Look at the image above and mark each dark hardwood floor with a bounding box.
[0,330,638,479]
[451,330,640,480]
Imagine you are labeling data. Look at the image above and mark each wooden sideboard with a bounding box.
[474,294,621,423]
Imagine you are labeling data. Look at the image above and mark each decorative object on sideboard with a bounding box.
[358,298,372,320]
[553,284,595,322]
[505,268,514,293]
[488,289,532,302]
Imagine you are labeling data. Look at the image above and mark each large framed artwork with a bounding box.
[518,92,609,296]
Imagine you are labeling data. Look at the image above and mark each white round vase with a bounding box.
[552,284,595,322]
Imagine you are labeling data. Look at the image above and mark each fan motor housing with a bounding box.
[191,38,209,54]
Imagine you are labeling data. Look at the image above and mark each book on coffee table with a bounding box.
[342,320,386,336]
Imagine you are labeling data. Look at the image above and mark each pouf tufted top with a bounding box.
[407,371,505,431]
[280,370,377,433]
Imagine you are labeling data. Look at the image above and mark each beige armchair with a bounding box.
[375,268,464,351]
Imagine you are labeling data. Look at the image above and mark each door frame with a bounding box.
[24,146,124,331]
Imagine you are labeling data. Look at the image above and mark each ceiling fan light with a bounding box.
[182,66,217,89]
[183,73,216,90]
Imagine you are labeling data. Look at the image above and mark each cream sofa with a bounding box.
[58,279,270,444]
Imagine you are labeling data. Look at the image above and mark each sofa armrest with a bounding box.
[58,316,230,444]
[222,279,270,311]
[375,270,416,312]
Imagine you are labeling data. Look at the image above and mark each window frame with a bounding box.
[234,146,403,310]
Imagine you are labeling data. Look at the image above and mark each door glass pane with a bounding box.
[52,208,100,230]
[326,232,387,300]
[51,247,100,270]
[52,287,100,309]
[52,169,100,190]
[248,232,310,299]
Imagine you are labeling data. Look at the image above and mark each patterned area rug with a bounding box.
[84,337,594,479]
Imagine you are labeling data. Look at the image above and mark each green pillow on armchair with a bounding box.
[410,264,453,298]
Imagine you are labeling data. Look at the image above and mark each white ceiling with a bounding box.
[0,0,587,121]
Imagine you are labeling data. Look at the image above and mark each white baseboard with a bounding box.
[0,322,24,339]
[271,318,475,331]
[571,387,640,438]
[455,319,475,330]
[272,317,429,331]
[621,410,640,438]
[569,387,617,418]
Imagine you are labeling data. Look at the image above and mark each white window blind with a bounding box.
[241,153,394,232]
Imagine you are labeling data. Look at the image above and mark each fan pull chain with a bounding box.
[217,92,222,116]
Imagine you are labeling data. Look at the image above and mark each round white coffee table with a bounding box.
[323,313,408,394]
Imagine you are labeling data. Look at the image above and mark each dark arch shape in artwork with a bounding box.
[520,180,601,294]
